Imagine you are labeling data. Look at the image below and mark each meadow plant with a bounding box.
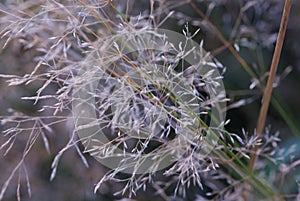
[0,0,299,201]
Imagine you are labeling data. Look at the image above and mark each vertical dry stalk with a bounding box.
[244,0,292,200]
[248,0,292,172]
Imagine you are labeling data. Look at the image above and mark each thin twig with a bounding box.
[244,0,292,200]
[188,0,258,80]
[248,0,292,172]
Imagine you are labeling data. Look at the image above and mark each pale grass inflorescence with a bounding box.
[0,0,299,201]
[72,21,229,196]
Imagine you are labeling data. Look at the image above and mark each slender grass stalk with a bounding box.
[188,0,258,81]
[248,0,292,172]
[244,0,292,200]
[271,96,300,138]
